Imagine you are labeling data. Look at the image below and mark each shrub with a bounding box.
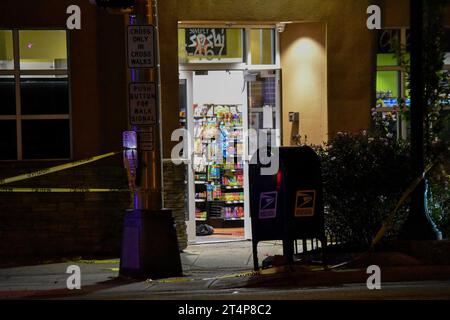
[428,140,450,239]
[315,132,412,248]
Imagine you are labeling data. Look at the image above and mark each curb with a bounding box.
[209,265,450,289]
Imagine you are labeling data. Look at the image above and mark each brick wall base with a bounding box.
[0,160,189,263]
[0,165,131,261]
[163,160,188,251]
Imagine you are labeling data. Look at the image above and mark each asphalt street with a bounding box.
[78,280,450,300]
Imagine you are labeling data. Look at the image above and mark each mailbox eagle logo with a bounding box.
[259,191,277,219]
[295,190,316,217]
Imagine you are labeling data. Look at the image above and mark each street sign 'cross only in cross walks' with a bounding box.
[127,25,155,68]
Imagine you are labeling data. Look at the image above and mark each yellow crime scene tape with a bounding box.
[194,165,439,278]
[143,271,262,284]
[0,149,437,278]
[203,270,261,281]
[0,151,130,193]
[327,163,437,270]
[0,188,129,193]
[370,163,434,248]
[148,277,195,284]
[0,151,120,186]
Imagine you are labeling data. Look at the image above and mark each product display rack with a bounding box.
[193,104,245,227]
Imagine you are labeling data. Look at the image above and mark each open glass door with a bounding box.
[179,71,196,244]
[181,70,248,243]
[244,69,282,239]
[246,70,281,146]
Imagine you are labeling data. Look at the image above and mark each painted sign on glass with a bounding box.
[185,28,227,57]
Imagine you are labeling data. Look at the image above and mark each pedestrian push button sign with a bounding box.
[294,190,316,217]
[259,191,277,219]
[129,82,157,125]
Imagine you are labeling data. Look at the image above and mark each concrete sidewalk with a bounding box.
[1,240,450,299]
[182,240,283,275]
[0,240,283,299]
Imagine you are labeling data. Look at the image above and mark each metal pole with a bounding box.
[402,0,440,240]
[120,0,182,279]
[131,0,163,211]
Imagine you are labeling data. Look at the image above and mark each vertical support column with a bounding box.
[12,30,22,160]
[402,0,441,240]
[120,0,182,279]
[131,0,162,211]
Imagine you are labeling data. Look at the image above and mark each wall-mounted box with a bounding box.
[289,112,299,123]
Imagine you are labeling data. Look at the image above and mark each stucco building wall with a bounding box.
[1,0,437,260]
[159,0,377,154]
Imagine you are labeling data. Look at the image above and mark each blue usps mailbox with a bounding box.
[249,146,325,270]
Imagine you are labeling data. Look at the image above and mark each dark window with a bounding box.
[0,120,17,160]
[0,76,16,115]
[0,29,70,160]
[20,77,69,115]
[22,119,70,159]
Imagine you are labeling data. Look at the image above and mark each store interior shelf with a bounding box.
[209,217,244,221]
[193,116,217,119]
[192,103,246,225]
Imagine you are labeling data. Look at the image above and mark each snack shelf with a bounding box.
[193,103,246,223]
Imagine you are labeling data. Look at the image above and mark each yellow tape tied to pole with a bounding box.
[370,163,434,248]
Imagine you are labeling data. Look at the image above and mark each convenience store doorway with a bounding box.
[180,70,249,243]
[179,69,281,244]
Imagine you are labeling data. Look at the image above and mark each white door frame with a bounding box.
[179,70,196,244]
[178,25,282,242]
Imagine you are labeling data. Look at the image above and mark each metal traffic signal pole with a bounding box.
[119,0,182,279]
[402,0,441,240]
[130,0,162,210]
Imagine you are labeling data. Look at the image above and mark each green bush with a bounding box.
[428,178,450,239]
[427,140,450,239]
[316,132,412,247]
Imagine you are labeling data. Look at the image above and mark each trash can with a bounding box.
[249,146,325,270]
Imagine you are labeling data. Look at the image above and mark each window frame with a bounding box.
[376,28,405,103]
[376,27,450,100]
[178,24,281,71]
[375,27,450,139]
[0,28,72,161]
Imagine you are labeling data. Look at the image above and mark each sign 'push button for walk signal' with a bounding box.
[295,190,316,217]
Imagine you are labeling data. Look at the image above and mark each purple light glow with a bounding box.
[134,194,139,209]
